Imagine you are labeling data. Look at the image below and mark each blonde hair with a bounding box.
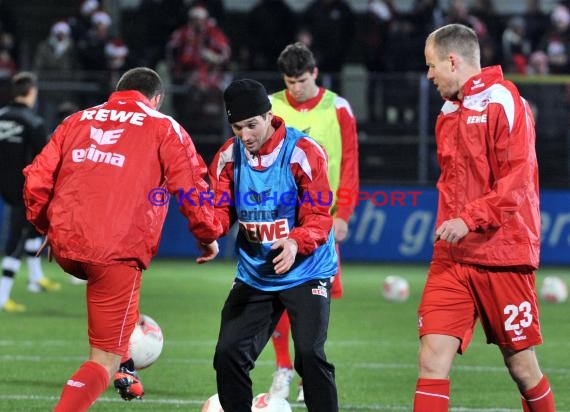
[426,24,480,67]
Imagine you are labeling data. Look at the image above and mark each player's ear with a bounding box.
[151,93,163,110]
[448,53,459,72]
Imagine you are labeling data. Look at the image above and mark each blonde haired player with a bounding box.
[414,24,555,411]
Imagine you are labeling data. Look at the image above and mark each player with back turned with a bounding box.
[23,67,222,411]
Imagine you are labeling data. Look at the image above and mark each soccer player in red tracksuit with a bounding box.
[414,24,555,411]
[267,42,359,402]
[23,67,222,411]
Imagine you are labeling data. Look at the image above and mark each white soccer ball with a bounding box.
[129,313,164,369]
[382,275,410,302]
[201,393,224,412]
[252,393,292,412]
[540,276,568,303]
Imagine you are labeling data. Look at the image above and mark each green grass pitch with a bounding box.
[0,260,568,411]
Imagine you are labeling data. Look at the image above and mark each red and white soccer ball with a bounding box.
[202,393,224,412]
[252,393,292,412]
[540,276,568,303]
[382,275,410,302]
[129,313,164,369]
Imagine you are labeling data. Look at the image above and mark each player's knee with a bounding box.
[418,347,452,378]
[213,341,244,371]
[294,345,323,369]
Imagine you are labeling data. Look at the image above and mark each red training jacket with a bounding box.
[23,90,222,269]
[433,66,540,270]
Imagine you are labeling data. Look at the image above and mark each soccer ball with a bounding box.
[201,393,224,412]
[540,276,568,303]
[129,313,164,369]
[382,275,410,302]
[252,393,292,412]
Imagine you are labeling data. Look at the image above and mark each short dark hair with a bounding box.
[11,72,37,99]
[116,67,163,99]
[277,42,316,78]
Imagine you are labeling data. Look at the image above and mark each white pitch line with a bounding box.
[1,395,560,412]
[1,354,569,375]
[2,339,569,349]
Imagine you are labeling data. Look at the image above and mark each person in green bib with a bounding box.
[267,42,359,402]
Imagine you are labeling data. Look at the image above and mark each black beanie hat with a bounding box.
[223,79,272,123]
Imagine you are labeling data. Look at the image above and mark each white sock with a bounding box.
[0,276,15,306]
[27,257,44,284]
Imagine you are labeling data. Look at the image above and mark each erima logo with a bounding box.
[72,144,125,167]
[471,78,485,90]
[302,127,311,135]
[66,380,85,388]
[90,126,124,145]
[466,114,487,124]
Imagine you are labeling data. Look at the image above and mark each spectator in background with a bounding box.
[123,0,186,68]
[302,0,355,89]
[33,21,80,131]
[166,3,231,135]
[528,50,550,74]
[536,3,570,74]
[523,0,549,51]
[34,22,78,74]
[69,0,100,48]
[0,1,18,82]
[0,72,61,313]
[77,10,112,73]
[446,0,497,66]
[0,28,16,80]
[360,0,395,120]
[470,0,501,41]
[104,39,130,88]
[244,0,298,72]
[201,0,226,29]
[446,0,489,41]
[411,0,445,39]
[0,13,17,107]
[502,16,532,74]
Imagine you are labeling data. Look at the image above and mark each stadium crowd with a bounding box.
[0,0,569,132]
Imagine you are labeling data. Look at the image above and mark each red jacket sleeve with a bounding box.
[23,121,66,234]
[208,139,236,235]
[335,98,359,222]
[159,123,223,243]
[288,137,334,255]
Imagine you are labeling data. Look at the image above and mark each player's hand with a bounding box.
[36,237,53,262]
[333,217,348,242]
[435,218,469,244]
[196,240,219,264]
[271,238,298,275]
